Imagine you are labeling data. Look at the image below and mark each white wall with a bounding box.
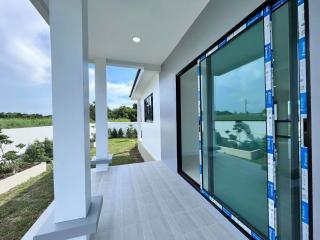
[2,127,53,155]
[159,0,320,235]
[137,73,161,161]
[1,122,137,156]
[159,0,262,172]
[90,122,137,135]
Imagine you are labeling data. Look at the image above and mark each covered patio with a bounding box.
[91,161,244,240]
[23,0,259,239]
[24,0,227,239]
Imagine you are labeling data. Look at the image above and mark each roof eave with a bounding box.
[30,0,50,24]
[129,69,143,100]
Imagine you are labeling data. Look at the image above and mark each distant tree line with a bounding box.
[90,103,137,122]
[1,103,137,123]
[0,112,51,119]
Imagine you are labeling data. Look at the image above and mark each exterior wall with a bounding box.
[137,74,161,161]
[159,0,319,237]
[90,122,137,135]
[159,0,262,172]
[308,0,320,236]
[2,126,53,155]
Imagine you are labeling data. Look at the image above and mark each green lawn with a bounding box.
[0,165,53,240]
[91,138,143,166]
[0,138,142,240]
[0,118,133,129]
[109,118,131,122]
[0,118,52,129]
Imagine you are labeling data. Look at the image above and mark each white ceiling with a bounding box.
[31,0,209,67]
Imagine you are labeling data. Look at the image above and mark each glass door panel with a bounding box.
[179,65,200,184]
[201,21,268,236]
[273,2,300,239]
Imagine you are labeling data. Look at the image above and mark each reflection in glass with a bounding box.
[201,21,268,236]
[273,2,300,239]
[180,65,200,183]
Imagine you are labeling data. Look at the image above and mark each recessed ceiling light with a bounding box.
[132,37,141,43]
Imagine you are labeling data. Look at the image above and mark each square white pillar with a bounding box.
[94,58,109,171]
[50,1,91,239]
[137,102,142,139]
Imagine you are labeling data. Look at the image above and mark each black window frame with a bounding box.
[144,93,154,122]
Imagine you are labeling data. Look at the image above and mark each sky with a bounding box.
[215,58,265,114]
[0,0,137,115]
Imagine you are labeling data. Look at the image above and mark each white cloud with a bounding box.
[0,0,51,86]
[0,1,135,114]
[6,39,51,85]
[88,66,134,109]
[108,82,132,97]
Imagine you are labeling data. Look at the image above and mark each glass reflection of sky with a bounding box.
[214,57,265,114]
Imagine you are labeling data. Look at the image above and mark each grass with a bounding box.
[109,118,131,122]
[91,138,143,166]
[0,118,134,129]
[0,118,52,129]
[0,138,142,239]
[0,165,53,240]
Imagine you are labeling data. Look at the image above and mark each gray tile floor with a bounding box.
[91,161,247,240]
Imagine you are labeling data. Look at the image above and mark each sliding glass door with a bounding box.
[201,20,268,236]
[273,2,300,239]
[177,1,302,239]
[178,65,200,184]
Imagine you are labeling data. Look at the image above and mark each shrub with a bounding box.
[2,151,22,174]
[117,128,124,138]
[108,129,112,139]
[126,126,137,138]
[23,140,52,163]
[90,133,96,143]
[132,129,137,138]
[0,128,13,159]
[111,128,118,138]
[43,138,53,159]
[0,162,13,175]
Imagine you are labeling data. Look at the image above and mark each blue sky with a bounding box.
[214,58,265,114]
[0,0,136,115]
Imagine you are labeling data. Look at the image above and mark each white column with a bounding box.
[137,102,142,139]
[94,58,109,171]
[50,0,90,239]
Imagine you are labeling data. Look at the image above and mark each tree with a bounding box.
[23,140,51,162]
[126,126,137,138]
[108,129,112,139]
[3,151,20,174]
[108,105,137,122]
[232,121,244,143]
[0,128,13,159]
[15,143,26,150]
[118,128,124,138]
[0,131,25,174]
[132,128,137,138]
[132,103,137,110]
[90,102,96,122]
[111,128,118,138]
[43,138,53,159]
[215,132,222,145]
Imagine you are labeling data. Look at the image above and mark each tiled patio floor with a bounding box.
[91,161,247,240]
